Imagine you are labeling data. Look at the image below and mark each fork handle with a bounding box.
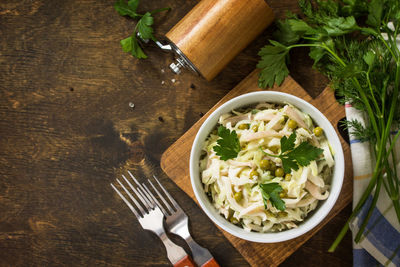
[174,255,196,267]
[201,257,219,267]
[160,233,196,267]
[185,237,220,267]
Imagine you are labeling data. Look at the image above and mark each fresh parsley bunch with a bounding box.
[114,0,170,58]
[257,0,400,251]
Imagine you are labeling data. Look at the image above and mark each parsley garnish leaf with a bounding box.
[261,132,324,173]
[280,156,299,173]
[287,141,324,167]
[213,126,240,161]
[280,132,296,153]
[259,183,286,211]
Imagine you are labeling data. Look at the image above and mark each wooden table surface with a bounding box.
[0,0,352,266]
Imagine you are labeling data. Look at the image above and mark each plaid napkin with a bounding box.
[345,103,400,267]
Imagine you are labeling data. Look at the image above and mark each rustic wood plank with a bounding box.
[0,0,352,266]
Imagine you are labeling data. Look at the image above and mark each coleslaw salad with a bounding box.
[190,91,344,243]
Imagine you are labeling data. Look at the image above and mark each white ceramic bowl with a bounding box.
[190,91,344,243]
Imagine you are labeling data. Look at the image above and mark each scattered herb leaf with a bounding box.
[120,35,147,59]
[137,12,154,40]
[114,0,141,19]
[114,0,170,58]
[213,126,240,161]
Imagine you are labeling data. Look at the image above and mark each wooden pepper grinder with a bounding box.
[165,0,274,81]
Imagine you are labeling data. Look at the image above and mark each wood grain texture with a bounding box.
[161,70,353,267]
[0,0,352,266]
[166,0,274,81]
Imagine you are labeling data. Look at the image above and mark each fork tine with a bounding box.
[142,183,169,216]
[111,183,141,218]
[139,185,158,208]
[127,171,154,208]
[116,179,146,215]
[124,179,153,211]
[153,175,181,211]
[122,174,153,209]
[135,186,154,208]
[148,179,175,214]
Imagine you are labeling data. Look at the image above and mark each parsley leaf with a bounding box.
[137,12,155,40]
[273,19,302,46]
[114,0,141,19]
[280,156,300,173]
[257,41,290,88]
[115,0,169,59]
[213,126,240,161]
[120,35,147,59]
[280,132,296,153]
[323,16,359,36]
[261,132,324,173]
[259,183,286,211]
[286,141,324,167]
[366,0,383,27]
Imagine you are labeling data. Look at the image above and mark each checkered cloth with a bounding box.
[345,104,400,267]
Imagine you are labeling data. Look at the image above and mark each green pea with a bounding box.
[275,167,284,177]
[260,159,271,170]
[284,173,292,181]
[251,125,258,132]
[249,170,259,178]
[288,119,297,129]
[238,124,250,130]
[234,191,243,202]
[313,126,323,137]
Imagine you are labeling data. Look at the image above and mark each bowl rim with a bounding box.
[189,91,345,243]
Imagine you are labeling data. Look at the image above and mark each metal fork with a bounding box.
[133,172,219,267]
[111,174,195,267]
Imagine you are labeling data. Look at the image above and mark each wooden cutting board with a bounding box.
[160,70,353,267]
